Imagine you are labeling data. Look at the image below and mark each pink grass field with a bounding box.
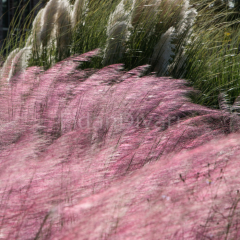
[0,49,240,239]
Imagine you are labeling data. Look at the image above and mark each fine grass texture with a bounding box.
[1,1,240,238]
[0,50,240,239]
[179,0,240,108]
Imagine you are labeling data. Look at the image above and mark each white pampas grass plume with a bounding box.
[183,8,198,37]
[18,44,33,73]
[56,0,72,60]
[0,49,20,82]
[151,26,176,76]
[1,0,76,83]
[168,7,198,77]
[218,92,231,113]
[8,48,26,81]
[103,21,128,66]
[177,1,197,36]
[107,0,133,31]
[178,0,190,22]
[232,96,240,113]
[71,0,88,28]
[103,0,135,65]
[31,8,44,51]
[40,0,59,47]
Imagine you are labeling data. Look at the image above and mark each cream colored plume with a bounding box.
[0,0,198,82]
[55,0,72,60]
[167,4,198,77]
[151,26,176,76]
[0,48,20,82]
[176,0,197,36]
[151,0,197,76]
[71,0,89,28]
[40,0,59,47]
[31,8,44,50]
[103,0,135,65]
[8,48,26,81]
[1,0,74,82]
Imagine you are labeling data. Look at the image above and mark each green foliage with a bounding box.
[176,0,240,108]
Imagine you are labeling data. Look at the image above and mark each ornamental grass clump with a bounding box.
[0,0,73,76]
[31,0,72,67]
[104,0,197,75]
[71,0,88,29]
[0,50,240,239]
[55,0,72,60]
[0,0,39,82]
[70,0,116,66]
[102,0,133,66]
[178,0,240,108]
[0,0,197,82]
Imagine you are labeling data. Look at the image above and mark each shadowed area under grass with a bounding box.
[0,50,240,239]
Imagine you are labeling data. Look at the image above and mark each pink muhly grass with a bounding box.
[0,50,239,239]
[59,133,240,239]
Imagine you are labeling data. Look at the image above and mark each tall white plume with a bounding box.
[40,0,59,47]
[103,0,135,65]
[71,0,89,28]
[55,0,72,59]
[0,48,20,82]
[151,26,176,76]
